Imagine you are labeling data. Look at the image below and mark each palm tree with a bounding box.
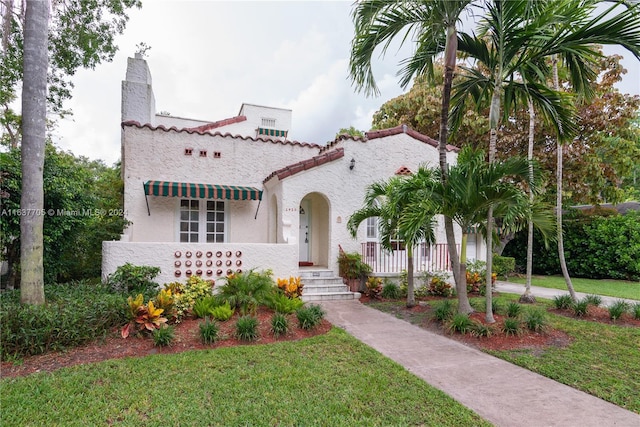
[20,0,50,305]
[347,175,437,308]
[400,146,550,310]
[448,0,640,316]
[349,0,476,313]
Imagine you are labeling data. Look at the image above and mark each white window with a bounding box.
[366,216,377,239]
[261,117,276,128]
[179,199,226,243]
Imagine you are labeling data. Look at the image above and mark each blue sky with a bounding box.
[52,0,640,165]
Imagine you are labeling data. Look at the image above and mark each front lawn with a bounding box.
[0,328,490,426]
[508,275,640,300]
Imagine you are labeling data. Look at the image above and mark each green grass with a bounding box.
[367,294,640,414]
[508,275,640,300]
[0,328,490,427]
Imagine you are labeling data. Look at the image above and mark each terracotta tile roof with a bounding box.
[121,121,321,149]
[263,148,344,184]
[395,166,413,175]
[321,124,459,153]
[186,115,247,132]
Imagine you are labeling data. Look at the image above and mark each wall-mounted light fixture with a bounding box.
[349,158,355,170]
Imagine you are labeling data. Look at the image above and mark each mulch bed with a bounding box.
[1,307,331,379]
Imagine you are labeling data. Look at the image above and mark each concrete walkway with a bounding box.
[495,281,640,307]
[318,299,640,427]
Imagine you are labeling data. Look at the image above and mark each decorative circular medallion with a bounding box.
[196,260,202,267]
[236,260,242,267]
[235,251,242,257]
[206,251,213,258]
[225,251,232,258]
[196,269,203,276]
[185,251,192,258]
[226,260,232,266]
[206,260,213,267]
[174,251,182,258]
[216,260,222,267]
[174,270,181,277]
[196,251,203,258]
[216,269,223,276]
[226,269,233,275]
[216,251,222,258]
[174,260,181,267]
[185,270,192,276]
[236,269,242,274]
[185,260,192,267]
[206,269,213,276]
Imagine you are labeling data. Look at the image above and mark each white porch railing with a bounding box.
[360,242,459,274]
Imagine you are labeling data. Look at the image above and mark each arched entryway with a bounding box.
[298,192,330,267]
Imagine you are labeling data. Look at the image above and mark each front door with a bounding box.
[299,200,310,262]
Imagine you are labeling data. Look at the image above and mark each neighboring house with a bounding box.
[102,54,485,296]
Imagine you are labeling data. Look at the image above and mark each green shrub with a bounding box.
[235,315,259,341]
[199,317,220,344]
[505,302,522,318]
[503,210,640,280]
[0,282,127,361]
[106,263,160,297]
[493,255,515,279]
[296,304,325,330]
[584,294,602,307]
[381,282,401,299]
[216,270,275,315]
[502,318,521,336]
[265,292,304,314]
[491,299,500,314]
[210,302,234,321]
[433,300,454,322]
[426,272,454,297]
[608,300,629,321]
[364,277,383,299]
[572,299,589,317]
[523,309,547,332]
[192,296,218,319]
[553,294,573,310]
[471,322,493,338]
[152,325,175,347]
[632,303,640,320]
[446,313,473,334]
[270,313,289,338]
[167,276,214,320]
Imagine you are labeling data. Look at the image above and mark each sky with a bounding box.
[52,0,640,166]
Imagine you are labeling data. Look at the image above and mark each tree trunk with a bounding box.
[521,98,536,304]
[440,24,472,314]
[20,0,49,305]
[552,56,577,301]
[406,250,415,308]
[484,84,502,324]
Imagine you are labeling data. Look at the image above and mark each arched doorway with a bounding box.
[298,192,330,267]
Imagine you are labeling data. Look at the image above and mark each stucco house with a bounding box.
[102,54,486,300]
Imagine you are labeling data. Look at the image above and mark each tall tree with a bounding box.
[20,0,49,305]
[347,175,437,308]
[349,0,475,313]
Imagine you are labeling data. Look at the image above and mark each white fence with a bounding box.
[360,242,458,274]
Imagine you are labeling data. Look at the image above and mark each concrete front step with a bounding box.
[302,291,361,302]
[299,269,360,301]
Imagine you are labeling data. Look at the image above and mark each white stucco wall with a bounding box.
[121,125,320,244]
[275,132,472,273]
[102,241,298,286]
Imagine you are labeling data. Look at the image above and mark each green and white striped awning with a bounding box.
[257,128,288,138]
[144,181,262,201]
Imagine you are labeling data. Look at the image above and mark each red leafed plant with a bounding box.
[121,294,168,338]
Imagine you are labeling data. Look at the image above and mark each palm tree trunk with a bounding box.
[20,0,49,305]
[485,82,501,324]
[441,23,472,314]
[521,98,536,303]
[406,248,415,308]
[552,56,577,301]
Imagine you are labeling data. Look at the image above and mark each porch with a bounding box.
[360,242,458,274]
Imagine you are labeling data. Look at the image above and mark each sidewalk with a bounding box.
[318,299,640,427]
[495,281,640,307]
